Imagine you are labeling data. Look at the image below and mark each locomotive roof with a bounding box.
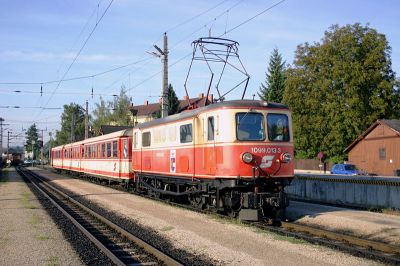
[135,100,289,130]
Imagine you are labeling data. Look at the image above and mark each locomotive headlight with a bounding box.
[280,152,292,163]
[241,152,254,164]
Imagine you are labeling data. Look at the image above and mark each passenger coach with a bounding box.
[51,129,133,181]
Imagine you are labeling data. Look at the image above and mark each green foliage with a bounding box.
[91,96,112,135]
[91,86,133,135]
[294,150,308,159]
[155,84,180,118]
[110,86,133,125]
[258,48,286,103]
[283,23,397,159]
[167,84,180,115]
[329,155,347,164]
[25,124,40,159]
[54,103,85,145]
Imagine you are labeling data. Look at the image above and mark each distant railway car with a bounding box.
[133,100,294,220]
[51,129,133,181]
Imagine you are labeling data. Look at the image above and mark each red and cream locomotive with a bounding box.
[51,99,294,221]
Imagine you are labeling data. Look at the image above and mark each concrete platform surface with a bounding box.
[0,168,83,266]
[287,200,400,246]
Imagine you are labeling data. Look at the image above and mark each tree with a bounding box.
[155,84,180,118]
[91,86,132,135]
[283,23,397,160]
[91,96,112,135]
[110,86,133,125]
[167,84,180,115]
[55,103,85,145]
[25,124,40,159]
[258,48,286,102]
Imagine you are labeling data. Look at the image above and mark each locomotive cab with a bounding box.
[132,100,294,222]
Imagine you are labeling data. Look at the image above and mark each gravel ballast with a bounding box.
[0,168,84,265]
[30,167,387,265]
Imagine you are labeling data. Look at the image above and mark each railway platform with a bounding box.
[0,168,83,265]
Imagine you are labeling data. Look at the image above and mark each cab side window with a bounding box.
[207,117,214,141]
[180,124,192,143]
[142,132,151,147]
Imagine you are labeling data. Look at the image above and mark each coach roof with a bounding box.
[135,100,289,130]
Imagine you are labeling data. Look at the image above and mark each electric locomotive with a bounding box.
[132,99,294,221]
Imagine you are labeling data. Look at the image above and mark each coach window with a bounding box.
[107,142,112,158]
[123,139,128,158]
[267,114,290,142]
[113,141,118,158]
[207,117,215,141]
[236,113,265,141]
[142,132,151,147]
[102,143,106,158]
[180,124,193,143]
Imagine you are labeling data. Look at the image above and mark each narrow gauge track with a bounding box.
[34,167,400,265]
[251,222,400,265]
[16,167,182,266]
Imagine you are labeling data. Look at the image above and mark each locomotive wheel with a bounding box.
[189,194,204,209]
[225,208,239,218]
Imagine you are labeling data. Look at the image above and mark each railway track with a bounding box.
[16,167,182,266]
[30,166,400,265]
[250,221,400,265]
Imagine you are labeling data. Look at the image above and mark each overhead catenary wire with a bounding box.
[0,0,232,87]
[39,0,115,114]
[126,0,286,94]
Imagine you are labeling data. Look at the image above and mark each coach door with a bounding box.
[205,115,216,175]
[121,138,129,177]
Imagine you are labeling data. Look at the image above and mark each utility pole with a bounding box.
[150,32,168,118]
[48,131,52,163]
[85,100,89,139]
[0,117,3,155]
[7,130,11,158]
[162,33,168,118]
[39,128,47,165]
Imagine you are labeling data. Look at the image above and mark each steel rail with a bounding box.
[18,167,182,266]
[281,221,400,257]
[33,167,400,264]
[16,167,126,266]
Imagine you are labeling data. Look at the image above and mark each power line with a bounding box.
[0,57,151,85]
[170,0,244,50]
[165,0,230,33]
[224,0,286,35]
[40,0,114,113]
[54,0,105,79]
[126,0,285,94]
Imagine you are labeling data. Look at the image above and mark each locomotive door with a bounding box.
[204,115,216,175]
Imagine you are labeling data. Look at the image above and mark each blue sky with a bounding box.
[1,0,399,147]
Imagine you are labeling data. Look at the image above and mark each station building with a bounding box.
[345,119,400,176]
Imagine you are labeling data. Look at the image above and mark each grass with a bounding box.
[29,213,40,227]
[45,256,59,266]
[21,192,36,209]
[273,234,307,244]
[160,226,175,232]
[36,235,51,240]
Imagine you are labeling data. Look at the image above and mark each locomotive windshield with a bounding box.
[236,112,265,141]
[267,114,290,141]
